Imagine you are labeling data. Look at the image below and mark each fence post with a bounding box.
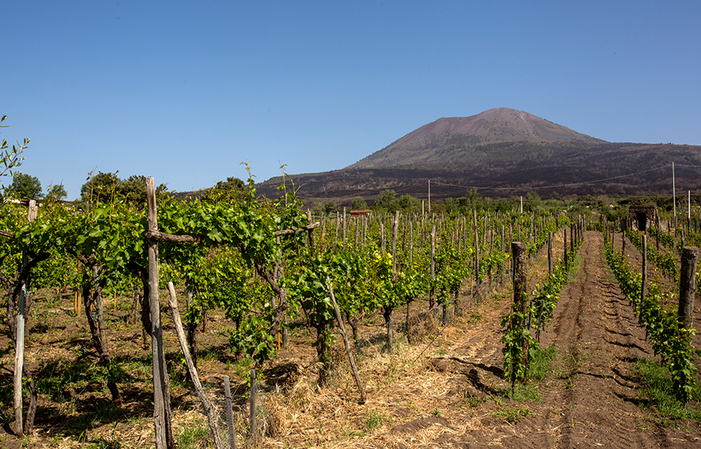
[223,376,236,449]
[511,242,529,391]
[249,368,257,443]
[146,178,171,449]
[547,232,553,275]
[678,247,698,330]
[639,235,647,321]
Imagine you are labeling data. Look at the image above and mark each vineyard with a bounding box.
[1,178,700,448]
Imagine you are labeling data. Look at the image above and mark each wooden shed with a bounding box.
[628,205,658,232]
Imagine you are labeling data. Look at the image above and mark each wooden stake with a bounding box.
[166,283,224,449]
[678,246,698,330]
[328,281,366,404]
[146,177,170,449]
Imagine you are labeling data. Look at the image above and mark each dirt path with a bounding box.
[437,231,700,448]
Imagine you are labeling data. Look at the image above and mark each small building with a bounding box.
[350,210,372,217]
[629,204,658,232]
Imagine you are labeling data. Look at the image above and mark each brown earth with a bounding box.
[1,230,700,448]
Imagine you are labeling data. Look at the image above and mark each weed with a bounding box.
[363,409,390,431]
[431,408,442,417]
[493,405,531,423]
[176,424,212,449]
[528,345,557,382]
[634,358,701,423]
[462,395,485,408]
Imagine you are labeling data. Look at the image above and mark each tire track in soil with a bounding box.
[441,231,699,448]
[537,231,695,448]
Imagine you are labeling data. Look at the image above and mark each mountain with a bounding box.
[256,108,701,203]
[349,108,604,169]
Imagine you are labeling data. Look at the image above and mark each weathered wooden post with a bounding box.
[639,235,647,322]
[430,224,436,311]
[12,201,36,436]
[511,242,528,392]
[342,207,347,250]
[146,178,174,449]
[250,368,257,443]
[329,282,366,404]
[392,211,399,275]
[224,376,237,449]
[547,231,553,275]
[473,210,480,291]
[678,247,698,330]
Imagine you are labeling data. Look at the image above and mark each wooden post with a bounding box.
[547,232,553,275]
[511,242,528,391]
[328,282,366,404]
[224,376,237,449]
[335,211,339,247]
[12,199,37,436]
[409,219,413,264]
[392,211,399,276]
[13,252,27,436]
[473,210,480,287]
[146,178,170,449]
[342,207,347,250]
[430,224,436,311]
[380,218,386,252]
[166,283,224,449]
[678,246,698,330]
[249,368,257,443]
[640,235,647,321]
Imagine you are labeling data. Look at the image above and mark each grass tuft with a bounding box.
[635,358,701,422]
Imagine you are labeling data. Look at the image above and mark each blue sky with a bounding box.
[2,1,700,200]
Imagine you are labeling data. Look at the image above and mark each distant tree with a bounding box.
[351,197,368,211]
[46,184,67,202]
[214,176,245,193]
[397,194,418,211]
[81,171,167,206]
[6,172,42,200]
[81,171,121,203]
[524,191,542,212]
[373,189,397,212]
[464,188,482,210]
[204,176,247,203]
[444,197,460,212]
[323,201,337,215]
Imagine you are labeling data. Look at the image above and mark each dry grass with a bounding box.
[2,266,528,448]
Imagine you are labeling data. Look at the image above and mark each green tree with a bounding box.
[373,189,397,212]
[524,191,542,212]
[81,171,121,203]
[323,201,337,215]
[351,197,368,211]
[397,194,418,211]
[463,187,482,210]
[6,172,42,200]
[46,184,67,201]
[81,172,166,206]
[204,176,247,203]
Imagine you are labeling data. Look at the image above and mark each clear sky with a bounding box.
[2,1,700,200]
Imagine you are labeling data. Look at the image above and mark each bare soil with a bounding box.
[1,230,700,448]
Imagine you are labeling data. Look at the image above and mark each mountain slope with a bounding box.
[349,108,605,169]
